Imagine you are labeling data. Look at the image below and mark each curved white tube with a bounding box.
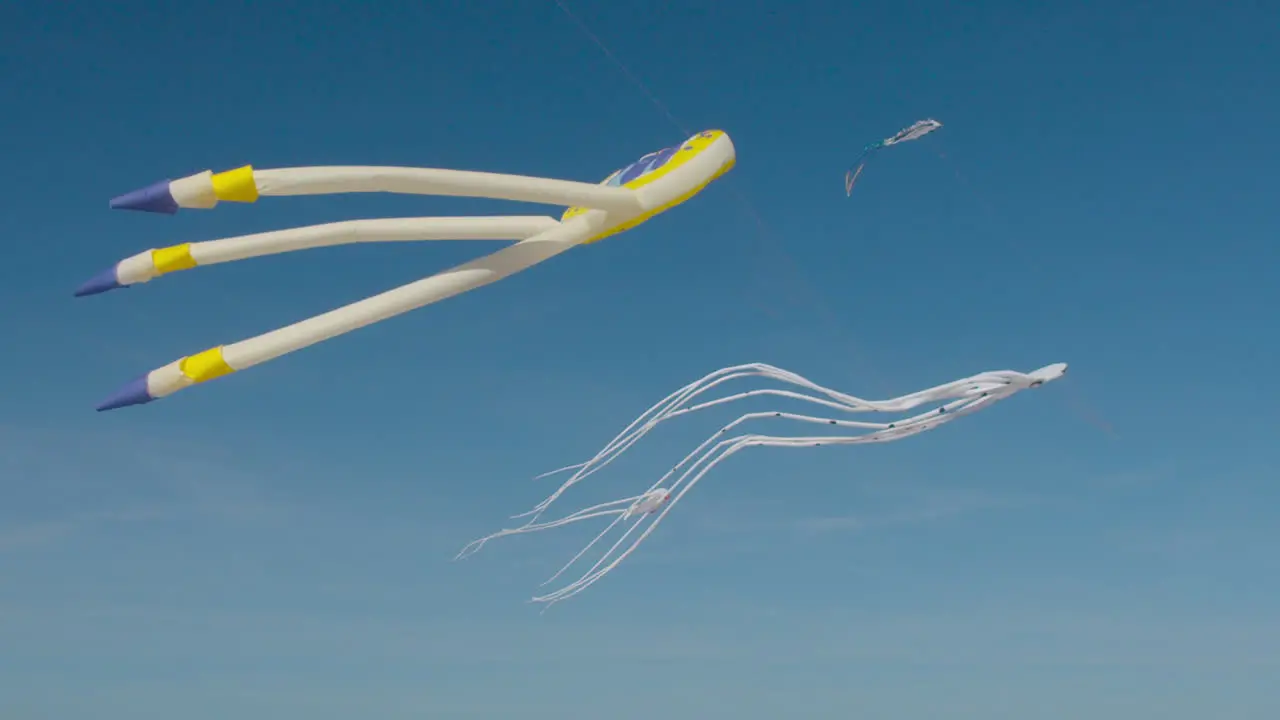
[219,217,596,373]
[252,166,643,213]
[108,216,563,287]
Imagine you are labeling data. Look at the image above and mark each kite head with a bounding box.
[1027,363,1068,387]
[625,488,671,518]
[561,129,736,243]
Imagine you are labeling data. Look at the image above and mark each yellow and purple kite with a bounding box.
[78,131,736,411]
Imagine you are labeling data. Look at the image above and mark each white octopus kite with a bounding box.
[460,360,1068,607]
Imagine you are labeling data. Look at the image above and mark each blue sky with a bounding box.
[2,0,1277,717]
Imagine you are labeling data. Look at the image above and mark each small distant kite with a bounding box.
[845,118,942,196]
[77,131,735,411]
[460,360,1068,607]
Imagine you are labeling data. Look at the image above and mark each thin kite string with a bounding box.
[551,0,894,395]
[552,0,691,137]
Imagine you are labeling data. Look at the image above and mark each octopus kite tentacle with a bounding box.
[515,361,1038,524]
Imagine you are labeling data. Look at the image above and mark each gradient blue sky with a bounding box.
[2,1,1278,717]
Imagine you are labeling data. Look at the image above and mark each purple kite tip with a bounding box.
[109,179,178,214]
[95,375,154,412]
[74,265,123,297]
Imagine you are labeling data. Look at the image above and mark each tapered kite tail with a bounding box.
[844,142,880,196]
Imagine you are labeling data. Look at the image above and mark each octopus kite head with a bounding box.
[625,488,671,518]
[1027,363,1068,386]
[561,129,736,243]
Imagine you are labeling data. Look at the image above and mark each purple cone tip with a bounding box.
[74,265,123,297]
[110,179,178,214]
[95,375,154,412]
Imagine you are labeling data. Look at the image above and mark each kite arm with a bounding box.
[844,142,884,195]
[109,165,646,216]
[93,215,600,411]
[74,216,562,296]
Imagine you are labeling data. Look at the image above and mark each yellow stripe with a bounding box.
[151,244,197,274]
[179,346,236,384]
[582,156,735,244]
[561,130,731,240]
[211,165,259,203]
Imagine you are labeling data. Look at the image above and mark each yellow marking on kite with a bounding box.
[151,244,197,274]
[179,347,236,383]
[561,130,731,242]
[211,165,259,203]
